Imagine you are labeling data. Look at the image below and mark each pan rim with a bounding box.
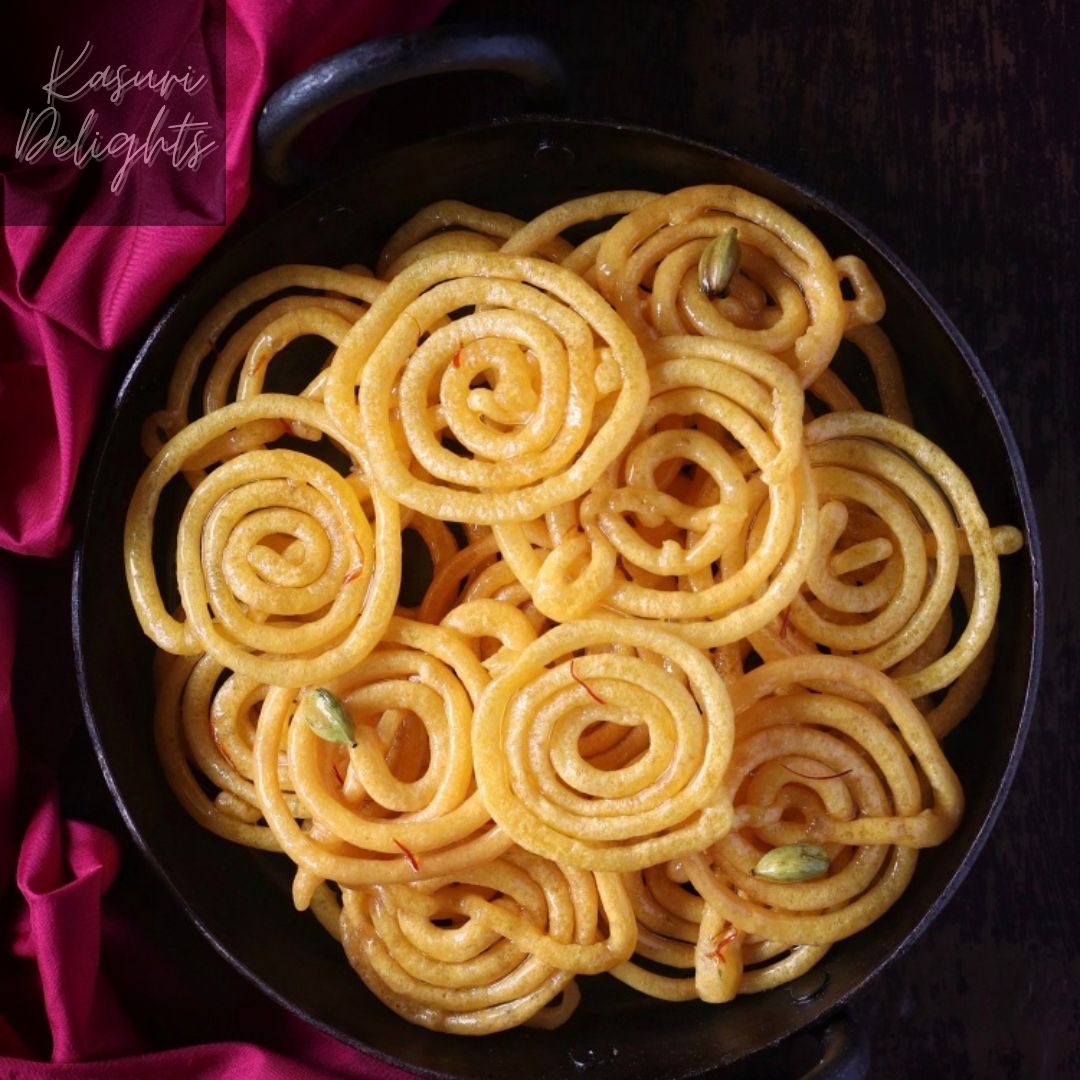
[71,114,1044,1078]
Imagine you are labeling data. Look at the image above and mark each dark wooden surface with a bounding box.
[8,1,1076,1077]
[433,2,1079,1076]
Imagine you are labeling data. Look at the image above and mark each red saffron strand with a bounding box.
[570,659,605,704]
[393,838,421,873]
[452,350,462,368]
[782,763,852,781]
[712,926,738,963]
[342,564,363,586]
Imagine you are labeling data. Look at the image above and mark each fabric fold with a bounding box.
[1,0,449,1074]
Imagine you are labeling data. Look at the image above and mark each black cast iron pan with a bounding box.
[72,25,1043,1080]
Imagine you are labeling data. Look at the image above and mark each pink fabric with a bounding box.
[0,0,449,1075]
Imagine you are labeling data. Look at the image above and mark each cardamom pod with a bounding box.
[301,687,356,746]
[698,227,741,297]
[751,843,830,882]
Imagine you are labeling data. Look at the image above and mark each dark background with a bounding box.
[9,0,1078,1077]
[427,3,1080,1074]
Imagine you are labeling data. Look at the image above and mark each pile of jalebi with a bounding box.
[125,185,1022,1033]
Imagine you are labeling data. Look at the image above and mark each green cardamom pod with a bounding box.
[301,687,356,746]
[751,843,830,883]
[698,227,741,297]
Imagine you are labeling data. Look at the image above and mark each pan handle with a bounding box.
[799,1014,870,1080]
[257,25,567,187]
